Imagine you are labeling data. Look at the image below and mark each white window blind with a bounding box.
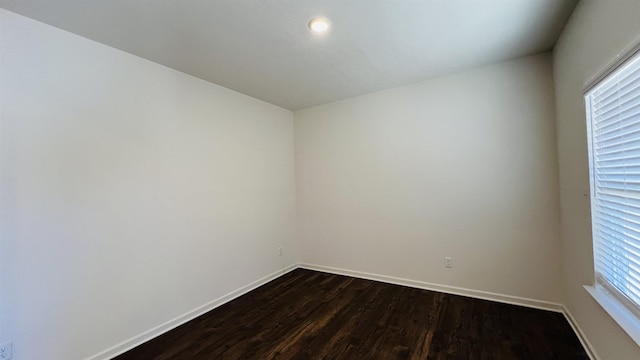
[586,50,640,318]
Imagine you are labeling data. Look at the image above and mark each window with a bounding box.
[585,49,640,344]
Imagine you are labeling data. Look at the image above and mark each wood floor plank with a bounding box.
[113,269,589,360]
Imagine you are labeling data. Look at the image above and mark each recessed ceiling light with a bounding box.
[308,17,330,33]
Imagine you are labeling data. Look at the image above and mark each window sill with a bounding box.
[584,284,640,347]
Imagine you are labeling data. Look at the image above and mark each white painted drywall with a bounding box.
[294,53,562,303]
[0,0,578,110]
[0,10,296,360]
[553,1,640,358]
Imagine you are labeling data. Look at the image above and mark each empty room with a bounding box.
[1,0,640,359]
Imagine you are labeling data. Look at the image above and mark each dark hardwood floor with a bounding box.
[113,269,589,360]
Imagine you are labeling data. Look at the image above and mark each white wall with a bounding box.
[0,10,296,360]
[553,1,640,359]
[295,53,562,303]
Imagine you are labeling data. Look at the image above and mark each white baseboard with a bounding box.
[562,305,601,360]
[298,263,564,312]
[299,263,602,358]
[87,263,596,360]
[86,263,297,360]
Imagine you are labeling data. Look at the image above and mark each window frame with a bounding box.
[584,47,640,347]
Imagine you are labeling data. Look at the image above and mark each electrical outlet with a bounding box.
[444,257,453,268]
[278,247,283,256]
[0,341,13,360]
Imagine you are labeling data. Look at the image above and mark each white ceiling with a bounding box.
[0,0,578,110]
